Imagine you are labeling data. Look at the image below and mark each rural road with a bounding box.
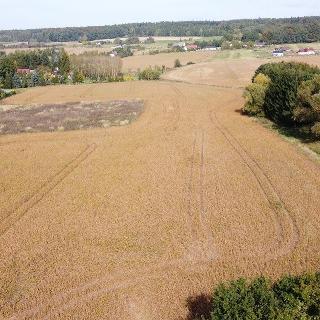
[1,62,320,319]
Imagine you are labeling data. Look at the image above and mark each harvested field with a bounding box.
[0,100,143,135]
[162,55,320,88]
[122,51,213,72]
[1,59,320,320]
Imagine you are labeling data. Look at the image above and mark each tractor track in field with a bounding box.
[186,132,198,240]
[209,110,300,260]
[0,143,97,237]
[2,79,313,320]
[8,124,218,320]
[161,78,245,90]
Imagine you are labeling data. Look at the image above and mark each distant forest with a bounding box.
[1,17,320,44]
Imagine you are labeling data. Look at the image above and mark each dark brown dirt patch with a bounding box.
[0,100,144,135]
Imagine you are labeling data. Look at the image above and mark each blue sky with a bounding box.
[0,0,319,30]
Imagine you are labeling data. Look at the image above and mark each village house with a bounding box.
[186,44,198,51]
[298,48,316,56]
[272,49,284,57]
[16,68,34,74]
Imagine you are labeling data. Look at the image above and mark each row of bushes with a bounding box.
[190,273,320,319]
[0,89,16,100]
[243,62,320,138]
[138,66,163,80]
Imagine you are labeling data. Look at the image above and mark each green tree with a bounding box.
[4,73,13,89]
[243,73,271,116]
[12,73,22,88]
[174,59,182,68]
[58,49,71,75]
[256,62,320,124]
[30,71,40,87]
[72,69,85,83]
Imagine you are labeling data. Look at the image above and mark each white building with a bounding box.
[272,50,284,57]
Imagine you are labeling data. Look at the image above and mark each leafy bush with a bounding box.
[294,75,320,136]
[0,89,16,100]
[208,273,320,320]
[138,66,162,80]
[243,73,271,116]
[113,46,133,58]
[149,50,160,55]
[123,73,136,81]
[174,59,182,68]
[254,62,320,124]
[72,69,85,83]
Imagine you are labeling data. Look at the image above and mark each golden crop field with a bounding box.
[122,51,213,72]
[1,56,320,320]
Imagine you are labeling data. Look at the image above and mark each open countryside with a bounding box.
[1,11,320,320]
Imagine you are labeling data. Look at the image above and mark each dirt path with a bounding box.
[1,73,320,319]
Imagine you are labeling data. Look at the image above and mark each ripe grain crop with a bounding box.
[1,57,320,319]
[122,51,213,72]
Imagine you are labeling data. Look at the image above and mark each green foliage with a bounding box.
[2,17,320,44]
[254,62,320,124]
[243,73,271,116]
[144,37,155,44]
[211,277,276,320]
[72,69,85,84]
[174,59,182,68]
[125,36,140,44]
[206,273,320,320]
[294,75,320,124]
[114,46,133,58]
[0,89,16,100]
[138,66,162,80]
[12,73,22,88]
[0,49,72,88]
[58,49,71,75]
[194,39,223,49]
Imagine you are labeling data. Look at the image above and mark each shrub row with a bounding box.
[210,273,320,319]
[188,273,320,319]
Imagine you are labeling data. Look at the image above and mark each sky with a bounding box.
[0,0,319,30]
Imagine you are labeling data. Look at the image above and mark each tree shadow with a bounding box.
[186,294,212,320]
[234,108,244,114]
[271,123,318,143]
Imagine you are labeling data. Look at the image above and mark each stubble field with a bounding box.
[1,56,320,320]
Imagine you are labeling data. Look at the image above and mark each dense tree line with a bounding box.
[243,62,320,138]
[206,273,320,319]
[1,17,320,44]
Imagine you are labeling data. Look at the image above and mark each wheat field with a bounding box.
[1,57,320,319]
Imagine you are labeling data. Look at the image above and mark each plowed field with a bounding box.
[1,57,320,320]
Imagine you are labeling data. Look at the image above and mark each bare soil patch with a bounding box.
[0,100,143,135]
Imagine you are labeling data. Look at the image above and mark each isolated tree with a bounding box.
[174,59,182,68]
